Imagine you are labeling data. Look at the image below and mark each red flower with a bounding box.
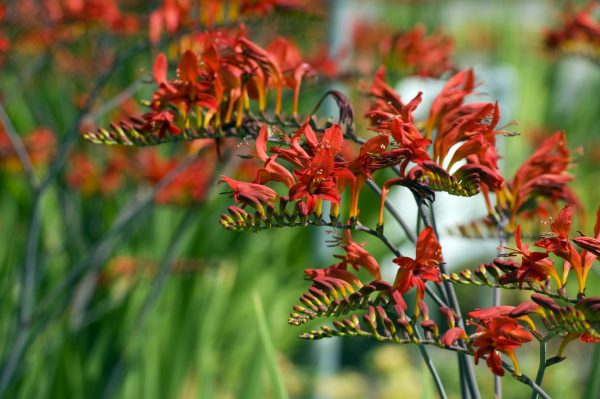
[367,66,405,116]
[351,23,453,78]
[468,304,539,331]
[267,37,316,115]
[149,0,189,43]
[218,175,278,217]
[253,125,295,188]
[334,230,380,280]
[390,24,454,78]
[392,227,442,303]
[345,134,412,218]
[501,132,580,228]
[544,1,600,61]
[151,50,218,114]
[470,316,533,376]
[131,110,181,139]
[288,125,355,214]
[501,225,562,288]
[535,205,600,293]
[426,69,475,138]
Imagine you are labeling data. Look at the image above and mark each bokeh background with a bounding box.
[1,0,599,398]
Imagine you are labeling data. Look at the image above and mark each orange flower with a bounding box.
[392,227,442,304]
[536,205,600,293]
[334,230,380,280]
[501,225,562,289]
[218,175,278,217]
[470,316,533,376]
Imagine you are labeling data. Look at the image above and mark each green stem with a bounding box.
[530,341,547,399]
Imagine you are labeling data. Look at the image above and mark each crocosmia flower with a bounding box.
[469,316,533,376]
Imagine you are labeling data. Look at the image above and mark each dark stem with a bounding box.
[413,195,481,399]
[495,214,507,398]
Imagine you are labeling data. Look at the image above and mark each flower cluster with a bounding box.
[545,0,600,62]
[370,68,505,221]
[498,131,580,230]
[87,28,317,145]
[149,0,313,43]
[352,22,454,77]
[81,14,600,397]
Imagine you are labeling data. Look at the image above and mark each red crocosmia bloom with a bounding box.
[149,0,190,43]
[426,68,475,138]
[288,125,355,214]
[468,304,538,331]
[535,205,600,293]
[469,316,533,376]
[151,50,218,114]
[267,37,316,115]
[499,132,580,229]
[333,230,380,279]
[252,125,295,188]
[468,306,515,321]
[391,24,454,78]
[368,91,432,174]
[392,227,442,305]
[218,175,278,217]
[345,134,412,218]
[132,110,181,138]
[237,36,286,113]
[544,1,600,61]
[430,98,506,205]
[502,225,562,289]
[351,22,453,78]
[270,120,316,168]
[367,66,405,116]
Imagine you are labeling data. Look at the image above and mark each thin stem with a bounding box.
[413,327,448,399]
[413,195,481,399]
[0,104,38,188]
[530,341,547,399]
[356,223,401,256]
[495,214,507,398]
[504,362,551,399]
